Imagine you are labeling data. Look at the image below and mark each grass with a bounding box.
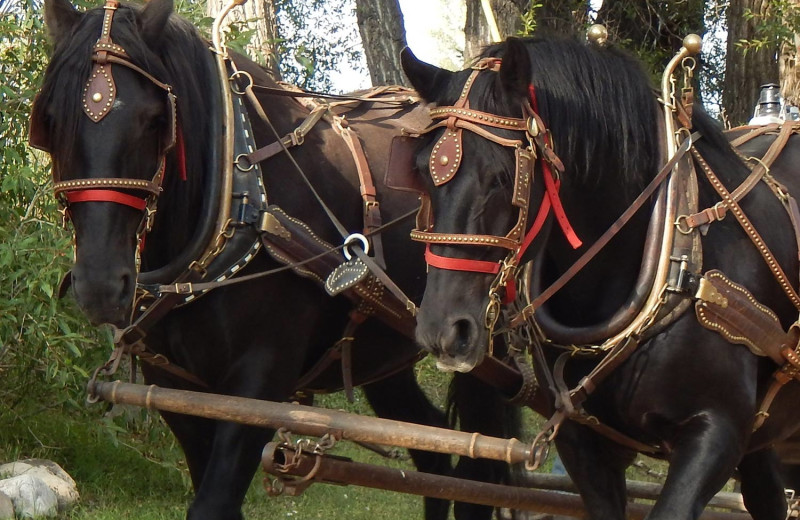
[0,357,471,519]
[1,354,706,519]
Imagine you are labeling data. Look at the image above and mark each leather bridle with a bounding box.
[410,58,581,331]
[31,0,179,243]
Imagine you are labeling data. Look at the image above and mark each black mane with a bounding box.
[470,37,665,196]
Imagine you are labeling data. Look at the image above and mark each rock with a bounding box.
[0,460,79,511]
[0,491,13,520]
[0,475,58,518]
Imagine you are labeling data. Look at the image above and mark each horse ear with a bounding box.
[499,37,531,99]
[44,0,81,44]
[140,0,174,48]
[401,47,454,103]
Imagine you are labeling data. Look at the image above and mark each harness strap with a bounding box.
[424,244,500,274]
[510,135,694,328]
[728,123,781,148]
[66,189,147,211]
[330,114,386,267]
[241,84,410,302]
[691,147,800,310]
[244,105,328,167]
[683,122,794,230]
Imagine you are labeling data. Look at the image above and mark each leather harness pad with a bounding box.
[83,63,117,122]
[429,127,462,185]
[695,270,794,364]
[385,135,425,193]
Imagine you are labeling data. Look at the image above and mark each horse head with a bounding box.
[403,36,663,372]
[402,39,548,371]
[33,0,190,326]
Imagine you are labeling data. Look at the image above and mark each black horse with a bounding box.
[402,35,800,520]
[32,0,515,518]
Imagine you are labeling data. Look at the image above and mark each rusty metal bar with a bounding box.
[90,381,531,464]
[261,444,750,520]
[520,474,745,512]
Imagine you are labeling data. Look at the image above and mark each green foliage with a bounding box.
[739,0,800,54]
[0,3,110,419]
[519,3,543,37]
[274,0,366,91]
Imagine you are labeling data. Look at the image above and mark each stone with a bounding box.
[0,491,13,520]
[0,475,58,518]
[0,460,79,511]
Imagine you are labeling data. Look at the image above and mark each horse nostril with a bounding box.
[442,317,478,357]
[120,272,133,304]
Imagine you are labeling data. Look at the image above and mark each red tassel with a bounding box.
[175,121,187,181]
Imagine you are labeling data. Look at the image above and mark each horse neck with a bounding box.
[140,41,222,275]
[539,154,660,326]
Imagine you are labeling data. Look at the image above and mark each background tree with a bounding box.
[723,0,780,124]
[528,0,590,35]
[355,0,408,86]
[464,0,529,60]
[206,0,282,76]
[596,0,705,77]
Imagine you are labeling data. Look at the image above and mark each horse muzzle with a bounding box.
[70,267,134,327]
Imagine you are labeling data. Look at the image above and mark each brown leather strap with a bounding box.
[691,148,800,310]
[510,135,694,328]
[329,116,385,266]
[684,122,794,230]
[244,106,327,167]
[727,124,781,148]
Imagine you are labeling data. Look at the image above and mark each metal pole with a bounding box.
[90,381,531,464]
[261,445,750,520]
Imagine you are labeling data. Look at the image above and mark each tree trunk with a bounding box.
[355,0,408,86]
[206,0,281,77]
[464,0,528,61]
[723,0,779,125]
[779,0,800,107]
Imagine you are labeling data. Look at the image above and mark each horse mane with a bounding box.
[473,37,664,196]
[691,106,752,185]
[38,3,218,256]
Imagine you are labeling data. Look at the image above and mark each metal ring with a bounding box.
[230,70,254,95]
[674,215,693,235]
[234,154,254,172]
[342,233,370,261]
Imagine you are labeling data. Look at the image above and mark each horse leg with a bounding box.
[140,364,216,489]
[450,373,520,520]
[362,368,452,520]
[554,422,633,520]
[647,414,744,520]
[739,448,787,520]
[187,421,274,520]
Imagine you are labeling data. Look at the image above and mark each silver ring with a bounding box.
[342,233,370,261]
